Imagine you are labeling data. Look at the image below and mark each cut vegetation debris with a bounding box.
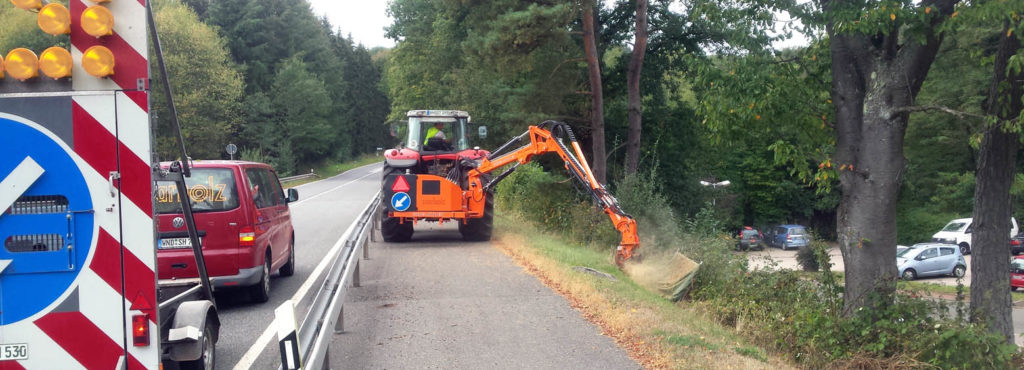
[492,216,792,369]
[622,251,699,302]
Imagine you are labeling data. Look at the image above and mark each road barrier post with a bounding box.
[276,301,302,370]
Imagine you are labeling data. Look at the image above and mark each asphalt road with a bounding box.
[214,162,384,369]
[211,162,636,369]
[330,223,638,369]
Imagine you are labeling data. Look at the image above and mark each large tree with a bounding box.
[970,16,1023,343]
[582,0,608,182]
[822,0,959,314]
[150,0,244,160]
[624,0,648,175]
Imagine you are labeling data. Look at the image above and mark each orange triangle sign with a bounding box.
[392,176,411,193]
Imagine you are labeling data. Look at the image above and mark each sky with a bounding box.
[302,1,808,51]
[307,0,396,49]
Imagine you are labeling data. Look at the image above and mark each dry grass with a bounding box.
[491,218,796,370]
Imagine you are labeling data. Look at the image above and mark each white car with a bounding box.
[932,217,1018,255]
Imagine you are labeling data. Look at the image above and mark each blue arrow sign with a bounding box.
[0,116,94,324]
[391,192,411,212]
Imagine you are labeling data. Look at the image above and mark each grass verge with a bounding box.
[283,154,382,187]
[490,213,793,369]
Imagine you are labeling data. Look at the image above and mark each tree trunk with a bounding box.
[624,0,648,175]
[582,0,606,183]
[970,22,1021,344]
[824,0,957,316]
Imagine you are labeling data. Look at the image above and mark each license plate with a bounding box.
[1014,275,1024,280]
[158,237,197,249]
[0,343,28,361]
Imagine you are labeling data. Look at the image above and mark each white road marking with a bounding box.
[0,156,44,215]
[233,172,375,369]
[290,167,381,206]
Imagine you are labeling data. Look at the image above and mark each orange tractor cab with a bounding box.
[382,110,640,265]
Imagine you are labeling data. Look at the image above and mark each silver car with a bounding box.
[896,243,967,281]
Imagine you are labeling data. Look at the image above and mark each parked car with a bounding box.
[896,243,966,281]
[932,217,1018,255]
[1012,234,1024,255]
[1011,256,1024,291]
[764,225,810,250]
[155,161,299,303]
[735,227,764,251]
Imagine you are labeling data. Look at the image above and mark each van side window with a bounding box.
[965,223,973,234]
[267,171,286,205]
[246,168,277,209]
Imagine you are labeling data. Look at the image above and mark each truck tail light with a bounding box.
[132,314,150,347]
[239,226,256,247]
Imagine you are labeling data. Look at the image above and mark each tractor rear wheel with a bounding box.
[459,193,493,241]
[381,209,413,242]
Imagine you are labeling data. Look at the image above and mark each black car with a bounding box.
[1012,234,1024,255]
[736,227,764,251]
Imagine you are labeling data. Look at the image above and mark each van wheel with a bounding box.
[279,235,295,277]
[179,322,216,370]
[250,253,271,303]
[459,194,493,241]
[959,242,971,255]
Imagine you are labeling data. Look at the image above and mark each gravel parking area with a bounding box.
[742,245,973,286]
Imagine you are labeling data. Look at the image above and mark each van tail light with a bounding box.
[132,314,150,347]
[787,235,793,241]
[239,226,256,247]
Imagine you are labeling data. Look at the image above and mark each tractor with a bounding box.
[381,110,639,266]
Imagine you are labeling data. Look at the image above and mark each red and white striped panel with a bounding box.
[1,98,156,369]
[70,0,149,91]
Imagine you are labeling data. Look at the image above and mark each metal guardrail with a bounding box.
[278,191,382,370]
[280,171,319,183]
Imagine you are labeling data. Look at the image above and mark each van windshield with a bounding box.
[155,168,239,214]
[941,222,967,232]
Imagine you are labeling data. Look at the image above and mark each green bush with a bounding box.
[896,206,959,245]
[700,266,1017,368]
[796,240,829,272]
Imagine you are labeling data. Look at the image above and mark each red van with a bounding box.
[155,161,299,302]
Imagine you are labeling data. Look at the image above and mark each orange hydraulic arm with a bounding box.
[468,121,640,266]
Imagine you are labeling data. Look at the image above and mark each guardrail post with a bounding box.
[353,261,360,288]
[334,306,344,334]
[363,236,370,259]
[276,300,302,370]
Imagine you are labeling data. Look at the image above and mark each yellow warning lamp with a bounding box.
[82,45,115,77]
[81,5,114,37]
[39,47,72,79]
[38,3,71,36]
[5,48,39,81]
[10,0,42,11]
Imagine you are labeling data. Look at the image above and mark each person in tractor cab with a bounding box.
[424,121,452,151]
